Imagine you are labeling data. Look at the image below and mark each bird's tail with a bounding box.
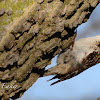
[43,64,81,85]
[49,70,79,85]
[43,64,74,85]
[43,64,71,77]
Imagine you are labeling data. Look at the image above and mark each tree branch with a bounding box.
[0,0,99,99]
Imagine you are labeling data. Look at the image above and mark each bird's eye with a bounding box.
[98,44,100,47]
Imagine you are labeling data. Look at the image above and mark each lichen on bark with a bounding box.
[0,0,99,99]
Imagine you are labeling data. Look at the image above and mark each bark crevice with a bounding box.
[0,0,99,99]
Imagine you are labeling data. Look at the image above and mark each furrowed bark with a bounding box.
[0,0,99,99]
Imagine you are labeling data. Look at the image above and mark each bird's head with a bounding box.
[75,35,100,69]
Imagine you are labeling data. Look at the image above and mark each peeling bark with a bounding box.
[0,0,99,99]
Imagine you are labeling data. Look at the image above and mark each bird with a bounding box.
[43,35,100,85]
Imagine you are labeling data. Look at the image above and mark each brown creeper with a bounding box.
[44,36,100,85]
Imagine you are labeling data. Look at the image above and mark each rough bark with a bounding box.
[0,0,99,100]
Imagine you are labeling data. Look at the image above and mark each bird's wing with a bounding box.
[43,64,71,76]
[82,51,100,69]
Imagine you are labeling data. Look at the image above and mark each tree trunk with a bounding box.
[0,0,99,99]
